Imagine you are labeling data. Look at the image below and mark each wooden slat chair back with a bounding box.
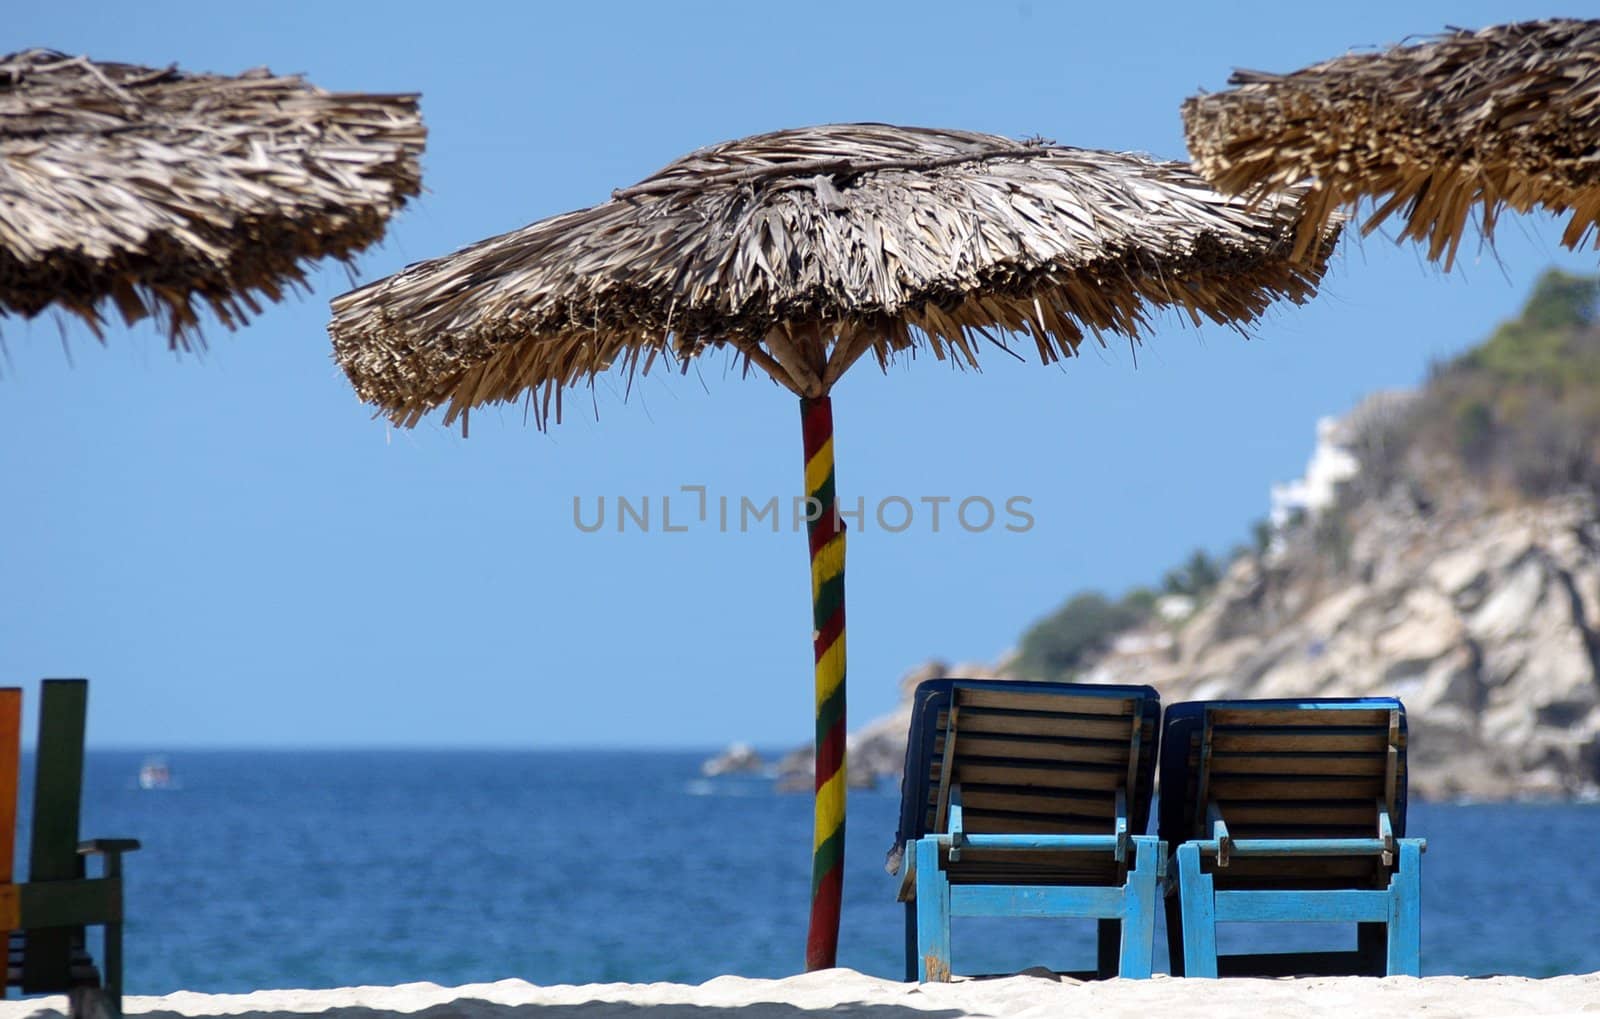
[1158,698,1425,978]
[2,681,139,1019]
[919,686,1154,886]
[1193,705,1404,887]
[892,679,1163,982]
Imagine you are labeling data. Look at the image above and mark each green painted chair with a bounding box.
[891,679,1163,981]
[2,680,140,1018]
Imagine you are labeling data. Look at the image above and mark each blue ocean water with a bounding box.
[37,750,1600,994]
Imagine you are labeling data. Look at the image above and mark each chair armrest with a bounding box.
[1204,802,1232,866]
[1113,788,1129,865]
[78,839,141,855]
[947,783,965,861]
[1193,836,1404,860]
[1377,799,1395,866]
[938,833,1121,853]
[896,841,918,902]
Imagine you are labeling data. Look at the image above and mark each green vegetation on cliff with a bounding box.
[1398,269,1600,497]
[1015,591,1148,679]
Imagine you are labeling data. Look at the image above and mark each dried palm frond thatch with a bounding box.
[0,49,425,346]
[330,123,1336,428]
[1183,18,1600,269]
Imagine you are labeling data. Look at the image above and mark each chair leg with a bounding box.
[903,902,919,982]
[105,920,123,1013]
[1164,894,1186,977]
[1385,840,1423,976]
[1117,837,1158,979]
[1096,920,1120,979]
[914,838,951,982]
[1357,922,1387,975]
[1176,842,1219,978]
[68,987,116,1019]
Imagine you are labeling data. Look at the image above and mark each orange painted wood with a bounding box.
[0,688,19,884]
[0,687,20,995]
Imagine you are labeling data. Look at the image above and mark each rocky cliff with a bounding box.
[803,485,1600,801]
[1084,489,1600,799]
[765,271,1600,801]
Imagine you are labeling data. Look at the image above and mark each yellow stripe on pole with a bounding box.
[804,436,835,494]
[810,533,845,593]
[814,636,846,708]
[812,765,848,852]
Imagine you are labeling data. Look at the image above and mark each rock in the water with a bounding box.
[700,742,763,777]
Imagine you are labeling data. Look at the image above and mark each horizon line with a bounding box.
[62,743,797,754]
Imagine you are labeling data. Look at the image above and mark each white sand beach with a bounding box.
[4,970,1598,1019]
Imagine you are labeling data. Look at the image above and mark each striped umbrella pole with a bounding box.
[801,395,847,971]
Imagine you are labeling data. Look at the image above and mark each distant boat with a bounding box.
[137,756,176,790]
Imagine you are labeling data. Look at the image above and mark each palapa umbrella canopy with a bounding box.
[328,122,1337,970]
[0,48,425,346]
[1182,18,1600,270]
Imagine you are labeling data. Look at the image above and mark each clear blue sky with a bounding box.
[2,1,1593,748]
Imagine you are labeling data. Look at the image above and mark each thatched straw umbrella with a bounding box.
[1182,18,1600,270]
[328,122,1338,970]
[0,49,425,347]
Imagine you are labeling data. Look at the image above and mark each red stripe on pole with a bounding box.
[813,603,846,659]
[815,720,847,792]
[802,399,833,452]
[806,864,844,970]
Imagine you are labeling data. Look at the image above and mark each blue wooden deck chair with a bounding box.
[890,679,1163,982]
[1158,698,1426,977]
